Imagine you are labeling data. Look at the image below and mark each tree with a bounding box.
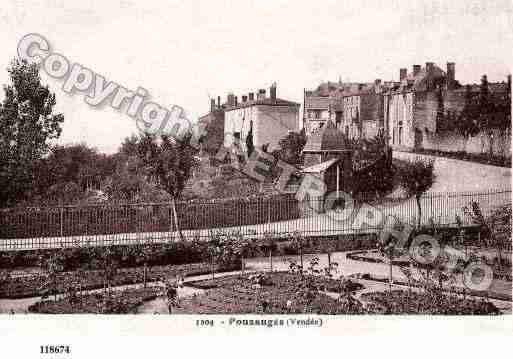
[453,85,480,152]
[134,133,199,238]
[0,59,64,206]
[290,231,307,273]
[397,159,436,228]
[272,129,307,165]
[42,252,65,301]
[477,75,496,158]
[27,143,116,205]
[263,232,278,272]
[245,120,254,157]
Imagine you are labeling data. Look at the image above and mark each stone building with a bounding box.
[223,83,300,153]
[383,62,511,153]
[304,80,386,139]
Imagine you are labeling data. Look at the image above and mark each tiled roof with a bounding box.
[305,86,376,110]
[303,121,351,152]
[224,97,300,111]
[305,96,331,109]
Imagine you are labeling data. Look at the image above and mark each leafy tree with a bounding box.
[245,120,254,157]
[397,159,436,228]
[452,85,480,151]
[133,133,199,237]
[478,75,496,158]
[272,129,307,165]
[290,231,307,273]
[207,232,224,280]
[263,232,278,272]
[104,155,153,202]
[27,143,116,205]
[0,59,64,206]
[41,252,65,301]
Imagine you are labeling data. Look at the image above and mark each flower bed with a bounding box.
[28,287,160,314]
[349,271,511,302]
[179,272,365,314]
[347,249,512,282]
[359,290,501,315]
[0,261,240,299]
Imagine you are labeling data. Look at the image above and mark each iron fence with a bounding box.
[0,189,510,251]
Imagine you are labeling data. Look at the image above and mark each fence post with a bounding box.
[60,206,64,238]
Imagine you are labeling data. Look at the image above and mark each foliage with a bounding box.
[271,129,307,165]
[29,287,159,314]
[396,158,436,227]
[452,85,481,138]
[360,289,500,315]
[180,272,364,314]
[0,59,64,206]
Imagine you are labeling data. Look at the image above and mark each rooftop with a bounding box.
[224,97,300,111]
[302,158,339,174]
[303,121,352,152]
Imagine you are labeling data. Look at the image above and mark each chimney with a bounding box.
[426,62,434,73]
[248,92,254,101]
[446,62,455,89]
[217,96,221,108]
[400,68,407,81]
[413,65,421,76]
[242,95,248,102]
[374,79,382,93]
[270,82,277,101]
[227,93,235,106]
[257,89,266,100]
[210,99,215,112]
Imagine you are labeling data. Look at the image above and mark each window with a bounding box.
[335,112,342,127]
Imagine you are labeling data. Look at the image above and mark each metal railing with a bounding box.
[0,189,510,251]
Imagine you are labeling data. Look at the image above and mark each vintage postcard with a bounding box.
[0,0,512,354]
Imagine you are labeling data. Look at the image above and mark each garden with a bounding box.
[173,267,502,315]
[28,287,160,314]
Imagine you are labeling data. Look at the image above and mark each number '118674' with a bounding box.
[40,346,71,354]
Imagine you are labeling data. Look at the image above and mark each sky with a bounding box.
[1,0,512,153]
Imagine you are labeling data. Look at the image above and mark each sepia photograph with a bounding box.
[0,0,512,352]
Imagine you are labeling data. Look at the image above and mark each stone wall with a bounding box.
[419,128,511,158]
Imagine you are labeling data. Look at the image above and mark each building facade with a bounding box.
[304,80,385,140]
[224,84,300,153]
[383,62,511,152]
